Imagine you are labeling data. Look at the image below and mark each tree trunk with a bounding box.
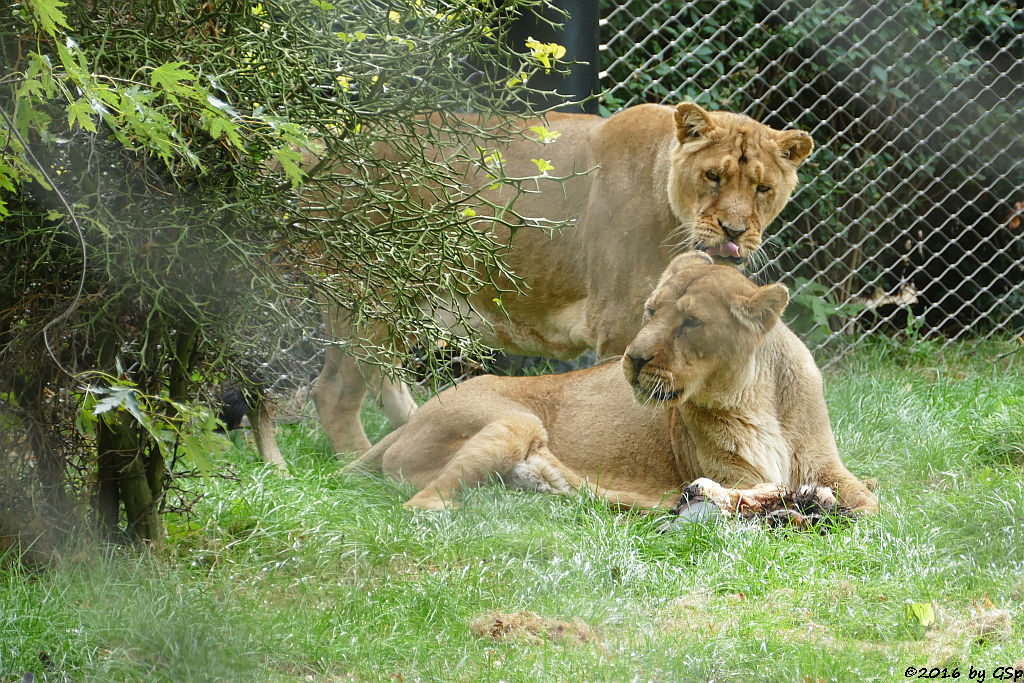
[6,367,73,560]
[96,410,163,545]
[94,418,122,539]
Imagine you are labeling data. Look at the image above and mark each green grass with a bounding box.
[4,340,1024,681]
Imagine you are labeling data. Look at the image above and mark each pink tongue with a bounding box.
[707,242,741,258]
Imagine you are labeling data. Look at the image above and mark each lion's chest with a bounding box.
[686,410,792,486]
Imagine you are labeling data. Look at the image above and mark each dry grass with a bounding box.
[469,611,603,648]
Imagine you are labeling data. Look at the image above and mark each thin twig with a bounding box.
[995,343,1024,362]
[0,106,88,381]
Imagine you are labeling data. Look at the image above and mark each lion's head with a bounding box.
[622,252,789,405]
[667,103,813,267]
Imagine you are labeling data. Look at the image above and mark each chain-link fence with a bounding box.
[227,1,1024,412]
[600,0,1024,357]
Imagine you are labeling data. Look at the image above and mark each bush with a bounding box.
[0,0,562,545]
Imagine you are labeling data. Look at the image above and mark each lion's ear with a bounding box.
[738,283,789,333]
[675,103,715,144]
[776,130,814,167]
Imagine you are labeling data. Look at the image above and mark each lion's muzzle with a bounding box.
[622,354,684,404]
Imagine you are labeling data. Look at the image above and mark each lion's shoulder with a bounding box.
[586,104,678,153]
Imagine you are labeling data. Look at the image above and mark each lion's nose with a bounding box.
[626,352,652,373]
[718,220,747,241]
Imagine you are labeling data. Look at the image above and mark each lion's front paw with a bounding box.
[840,487,878,515]
[829,476,879,514]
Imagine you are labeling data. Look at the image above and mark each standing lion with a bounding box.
[311,102,814,455]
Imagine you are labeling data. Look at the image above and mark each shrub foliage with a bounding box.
[0,0,561,544]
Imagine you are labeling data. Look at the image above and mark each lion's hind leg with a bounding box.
[402,412,668,512]
[340,426,402,474]
[404,412,552,510]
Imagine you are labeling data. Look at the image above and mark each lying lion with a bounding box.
[346,252,877,514]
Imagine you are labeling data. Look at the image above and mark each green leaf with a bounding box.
[272,144,305,188]
[93,393,123,416]
[140,420,176,460]
[150,62,195,94]
[906,602,935,627]
[208,116,243,149]
[67,98,97,132]
[91,385,145,425]
[206,95,239,118]
[869,64,888,87]
[75,396,99,437]
[0,162,16,192]
[26,0,71,37]
[179,430,227,476]
[119,390,145,425]
[55,39,86,77]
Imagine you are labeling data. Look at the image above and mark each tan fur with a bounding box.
[313,103,814,454]
[347,253,877,514]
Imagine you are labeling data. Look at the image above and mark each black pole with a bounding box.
[507,1,600,114]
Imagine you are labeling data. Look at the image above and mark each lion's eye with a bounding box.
[756,184,773,193]
[705,170,720,182]
[643,307,656,320]
[674,316,702,338]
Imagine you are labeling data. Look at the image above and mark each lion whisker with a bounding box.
[747,237,781,283]
[664,222,700,256]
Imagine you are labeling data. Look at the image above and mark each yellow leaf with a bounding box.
[525,37,567,73]
[906,602,935,627]
[531,158,554,174]
[528,125,561,143]
[480,149,505,167]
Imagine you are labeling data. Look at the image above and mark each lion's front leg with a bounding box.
[311,348,374,454]
[370,368,416,429]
